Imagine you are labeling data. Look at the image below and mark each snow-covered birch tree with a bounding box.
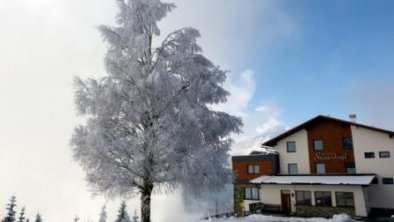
[71,0,242,222]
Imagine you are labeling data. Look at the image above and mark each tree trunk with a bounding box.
[140,180,154,222]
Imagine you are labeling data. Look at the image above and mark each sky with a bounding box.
[0,0,394,222]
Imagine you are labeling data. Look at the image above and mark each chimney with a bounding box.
[349,114,357,122]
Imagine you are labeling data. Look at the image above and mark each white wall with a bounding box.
[274,129,310,174]
[259,184,368,217]
[351,126,394,208]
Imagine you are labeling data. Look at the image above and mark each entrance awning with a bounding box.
[250,174,376,185]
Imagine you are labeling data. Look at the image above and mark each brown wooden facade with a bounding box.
[306,119,355,173]
[232,160,272,183]
[232,154,279,183]
[232,153,279,216]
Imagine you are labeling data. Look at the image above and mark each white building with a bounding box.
[242,115,394,218]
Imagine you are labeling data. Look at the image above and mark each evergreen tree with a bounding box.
[114,202,130,222]
[131,211,138,222]
[17,207,25,222]
[2,196,17,222]
[98,206,106,222]
[34,213,42,222]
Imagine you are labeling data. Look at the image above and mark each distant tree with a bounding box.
[17,207,26,222]
[131,211,138,222]
[114,202,130,222]
[71,1,242,222]
[2,196,17,222]
[74,215,79,222]
[98,206,107,222]
[34,213,42,222]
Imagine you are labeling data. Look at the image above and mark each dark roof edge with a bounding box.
[232,154,278,161]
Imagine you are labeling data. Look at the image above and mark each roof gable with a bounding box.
[262,115,394,146]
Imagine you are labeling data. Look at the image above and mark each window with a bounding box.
[288,163,298,175]
[314,140,324,151]
[342,137,353,150]
[316,163,326,174]
[315,191,332,206]
[245,187,259,200]
[345,162,356,174]
[364,152,375,158]
[287,141,296,152]
[296,191,311,206]
[247,165,260,174]
[336,192,354,207]
[382,178,394,184]
[379,151,391,158]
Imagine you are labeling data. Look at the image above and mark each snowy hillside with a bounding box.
[202,213,357,222]
[231,132,281,156]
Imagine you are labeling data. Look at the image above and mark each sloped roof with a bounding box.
[262,115,394,146]
[250,174,376,186]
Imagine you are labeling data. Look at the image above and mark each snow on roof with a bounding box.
[261,146,278,154]
[250,175,376,185]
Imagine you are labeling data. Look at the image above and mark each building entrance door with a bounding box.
[281,190,291,214]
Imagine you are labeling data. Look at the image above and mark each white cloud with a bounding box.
[254,103,286,135]
[213,70,256,117]
[230,101,287,154]
[212,70,287,143]
[231,71,257,112]
[213,70,287,152]
[256,118,284,135]
[254,104,278,115]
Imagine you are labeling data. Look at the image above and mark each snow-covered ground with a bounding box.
[202,214,356,222]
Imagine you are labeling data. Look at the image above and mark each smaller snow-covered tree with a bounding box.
[17,207,26,222]
[114,202,130,222]
[34,213,42,222]
[98,206,107,222]
[131,211,138,222]
[2,196,17,222]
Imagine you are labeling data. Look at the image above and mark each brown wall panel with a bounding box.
[307,119,355,173]
[232,160,273,183]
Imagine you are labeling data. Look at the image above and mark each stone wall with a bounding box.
[295,205,355,218]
